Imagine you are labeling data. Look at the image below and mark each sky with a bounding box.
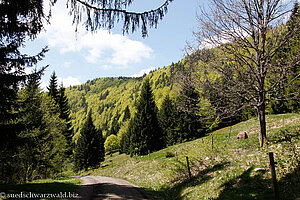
[23,0,203,89]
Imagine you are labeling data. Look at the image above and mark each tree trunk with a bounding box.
[257,103,267,147]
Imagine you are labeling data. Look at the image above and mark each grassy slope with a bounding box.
[82,113,300,200]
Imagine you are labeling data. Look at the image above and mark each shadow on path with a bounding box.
[72,176,153,200]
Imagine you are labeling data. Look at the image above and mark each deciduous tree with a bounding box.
[191,0,299,147]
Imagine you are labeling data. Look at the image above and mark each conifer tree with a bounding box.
[74,111,105,171]
[47,71,59,103]
[47,73,73,156]
[159,95,180,146]
[107,112,120,136]
[177,77,206,141]
[58,83,73,156]
[0,0,48,182]
[17,71,67,181]
[128,78,163,155]
[123,105,131,122]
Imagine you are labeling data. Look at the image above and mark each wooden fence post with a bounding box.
[268,152,280,200]
[148,150,151,160]
[186,156,192,180]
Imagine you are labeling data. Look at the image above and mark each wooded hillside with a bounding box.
[66,64,180,140]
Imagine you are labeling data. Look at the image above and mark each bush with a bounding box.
[104,135,120,154]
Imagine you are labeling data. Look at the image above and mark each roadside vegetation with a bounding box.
[81,113,300,200]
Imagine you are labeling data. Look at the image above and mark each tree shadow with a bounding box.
[277,165,300,200]
[73,182,153,200]
[211,164,300,200]
[209,166,274,200]
[0,182,79,198]
[147,161,230,200]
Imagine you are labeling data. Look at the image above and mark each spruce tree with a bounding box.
[58,83,73,156]
[74,111,105,171]
[123,105,131,122]
[17,71,67,181]
[128,78,163,155]
[159,95,180,146]
[47,73,73,156]
[47,71,59,103]
[0,0,48,182]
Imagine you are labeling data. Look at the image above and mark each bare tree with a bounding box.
[189,0,299,147]
[67,0,174,37]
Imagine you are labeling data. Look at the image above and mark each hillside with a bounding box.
[65,63,180,139]
[81,113,300,200]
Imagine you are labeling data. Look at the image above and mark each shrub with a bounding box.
[104,134,120,154]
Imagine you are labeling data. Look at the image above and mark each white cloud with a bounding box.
[101,65,112,70]
[40,0,153,68]
[57,76,81,87]
[63,61,72,68]
[131,66,156,77]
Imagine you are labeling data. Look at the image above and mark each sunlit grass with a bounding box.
[88,113,300,200]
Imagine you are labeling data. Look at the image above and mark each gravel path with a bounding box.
[72,176,154,200]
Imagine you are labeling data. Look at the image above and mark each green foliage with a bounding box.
[122,105,131,122]
[127,78,164,155]
[74,111,105,171]
[0,0,49,183]
[159,95,181,146]
[47,71,73,156]
[6,73,68,182]
[267,3,300,114]
[118,120,131,154]
[0,0,48,123]
[66,67,176,142]
[58,83,73,155]
[47,71,59,103]
[104,134,120,154]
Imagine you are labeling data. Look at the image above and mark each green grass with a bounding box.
[83,113,300,200]
[0,177,81,200]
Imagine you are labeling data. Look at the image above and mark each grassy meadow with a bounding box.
[82,113,300,200]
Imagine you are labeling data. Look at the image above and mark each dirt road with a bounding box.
[72,176,154,200]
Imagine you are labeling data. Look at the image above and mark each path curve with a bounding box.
[72,176,154,200]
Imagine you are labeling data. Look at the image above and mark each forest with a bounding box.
[0,0,299,188]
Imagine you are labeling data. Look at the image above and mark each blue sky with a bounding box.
[23,0,202,89]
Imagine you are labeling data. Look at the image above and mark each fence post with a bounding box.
[186,156,192,180]
[148,150,151,160]
[268,152,280,200]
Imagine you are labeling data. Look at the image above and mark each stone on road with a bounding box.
[72,176,154,200]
